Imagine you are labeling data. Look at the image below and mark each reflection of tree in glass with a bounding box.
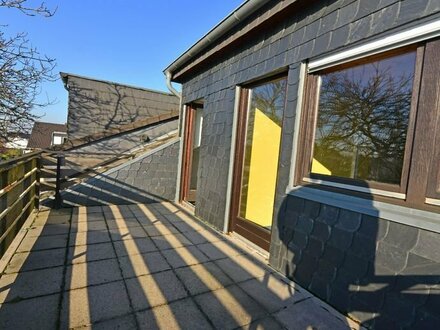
[251,80,286,125]
[314,54,415,184]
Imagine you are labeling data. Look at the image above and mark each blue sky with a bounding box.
[3,0,243,124]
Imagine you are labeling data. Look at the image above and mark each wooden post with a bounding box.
[34,156,41,210]
[54,154,64,209]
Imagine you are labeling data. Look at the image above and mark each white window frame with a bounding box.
[286,18,440,234]
[308,18,440,73]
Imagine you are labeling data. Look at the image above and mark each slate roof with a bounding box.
[60,72,180,140]
[27,121,67,149]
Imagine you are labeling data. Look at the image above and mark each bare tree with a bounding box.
[314,60,414,184]
[0,0,56,141]
[252,80,286,125]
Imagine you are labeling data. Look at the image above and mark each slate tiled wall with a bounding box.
[66,75,179,140]
[62,140,179,206]
[68,119,178,157]
[271,195,440,328]
[179,0,440,328]
[182,0,440,230]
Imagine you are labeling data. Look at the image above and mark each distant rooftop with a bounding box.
[27,121,67,149]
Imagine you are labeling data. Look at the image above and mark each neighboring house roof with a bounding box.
[60,72,180,141]
[27,121,67,149]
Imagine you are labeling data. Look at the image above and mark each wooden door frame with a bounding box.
[229,74,288,251]
[179,104,197,205]
[228,90,271,251]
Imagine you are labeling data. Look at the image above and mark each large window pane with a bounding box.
[312,51,416,185]
[190,109,203,191]
[239,78,286,230]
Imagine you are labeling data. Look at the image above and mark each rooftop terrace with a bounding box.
[0,202,358,329]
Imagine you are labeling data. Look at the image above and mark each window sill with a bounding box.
[287,185,440,234]
[302,177,406,199]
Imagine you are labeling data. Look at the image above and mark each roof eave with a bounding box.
[163,0,271,80]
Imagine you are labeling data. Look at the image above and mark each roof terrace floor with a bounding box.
[0,202,359,329]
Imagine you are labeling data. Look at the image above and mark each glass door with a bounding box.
[230,76,287,250]
[181,103,203,206]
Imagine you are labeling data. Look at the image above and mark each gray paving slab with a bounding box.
[126,270,188,311]
[106,217,141,229]
[241,316,284,329]
[109,225,149,241]
[5,248,66,273]
[162,245,209,268]
[169,220,199,233]
[134,215,156,226]
[60,281,131,328]
[136,298,213,330]
[143,223,180,237]
[71,220,108,232]
[0,293,60,330]
[0,266,64,303]
[69,230,111,246]
[194,284,267,329]
[182,229,224,245]
[67,242,116,264]
[197,240,246,260]
[82,212,106,222]
[40,214,71,225]
[92,313,138,330]
[118,251,171,278]
[151,203,179,215]
[76,205,103,214]
[72,214,106,224]
[17,233,68,252]
[151,233,193,250]
[175,262,233,295]
[238,274,306,313]
[274,298,352,330]
[26,223,70,237]
[104,211,135,221]
[64,258,122,290]
[71,212,103,223]
[215,254,272,283]
[113,238,157,257]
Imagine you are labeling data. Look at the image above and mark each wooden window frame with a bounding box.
[426,123,440,202]
[295,40,440,211]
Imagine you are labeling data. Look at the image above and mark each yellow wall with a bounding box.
[244,109,281,228]
[311,158,332,175]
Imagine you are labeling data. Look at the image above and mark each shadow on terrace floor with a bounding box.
[52,168,170,208]
[0,202,357,329]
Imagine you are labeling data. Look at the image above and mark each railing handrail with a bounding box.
[0,151,40,257]
[0,150,43,171]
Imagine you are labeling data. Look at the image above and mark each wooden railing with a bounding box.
[0,151,42,257]
[0,134,176,257]
[39,151,137,208]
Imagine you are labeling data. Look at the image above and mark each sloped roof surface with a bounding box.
[60,72,180,140]
[27,121,67,148]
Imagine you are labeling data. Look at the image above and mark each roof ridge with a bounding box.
[33,121,66,126]
[60,72,177,97]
